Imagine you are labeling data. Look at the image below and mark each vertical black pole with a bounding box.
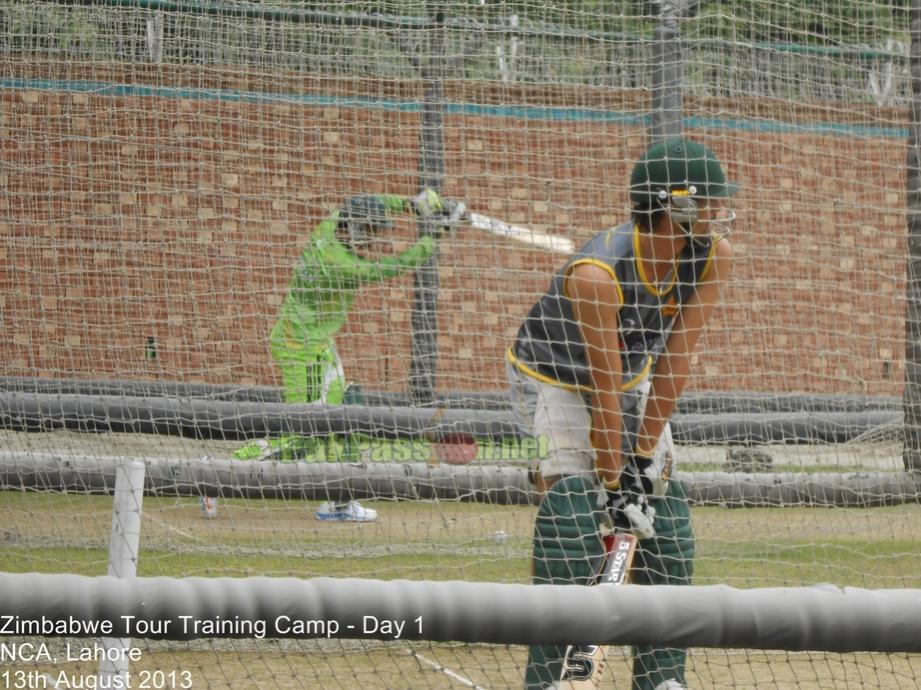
[409,2,447,405]
[904,0,921,473]
[650,9,684,144]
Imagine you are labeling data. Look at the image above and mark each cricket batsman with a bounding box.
[507,138,738,688]
[227,188,462,522]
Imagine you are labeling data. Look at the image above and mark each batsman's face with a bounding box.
[688,198,735,242]
[350,219,415,261]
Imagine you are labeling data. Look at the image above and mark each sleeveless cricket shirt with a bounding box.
[509,221,718,391]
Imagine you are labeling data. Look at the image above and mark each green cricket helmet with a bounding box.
[339,195,392,247]
[339,195,393,230]
[629,138,738,211]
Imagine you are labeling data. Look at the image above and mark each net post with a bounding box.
[409,0,448,406]
[98,459,146,683]
[905,0,921,473]
[650,4,685,144]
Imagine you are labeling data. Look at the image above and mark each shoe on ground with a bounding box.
[653,681,686,690]
[233,436,330,462]
[233,438,275,461]
[199,496,218,519]
[315,500,378,522]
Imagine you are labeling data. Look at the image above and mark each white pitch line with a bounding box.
[410,649,489,690]
[145,513,200,542]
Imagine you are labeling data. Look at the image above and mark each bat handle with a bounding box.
[601,533,616,554]
[448,201,468,225]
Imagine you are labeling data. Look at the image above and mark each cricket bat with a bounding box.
[467,212,574,254]
[555,531,638,689]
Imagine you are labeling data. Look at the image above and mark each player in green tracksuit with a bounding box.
[231,189,458,522]
[507,139,738,689]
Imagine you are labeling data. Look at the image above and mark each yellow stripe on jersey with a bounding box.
[621,354,653,391]
[562,258,625,306]
[507,347,652,393]
[633,224,677,297]
[507,348,586,392]
[698,233,722,283]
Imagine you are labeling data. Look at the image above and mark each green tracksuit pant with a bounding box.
[233,342,350,462]
[525,474,694,690]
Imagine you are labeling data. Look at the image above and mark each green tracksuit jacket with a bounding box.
[270,194,435,403]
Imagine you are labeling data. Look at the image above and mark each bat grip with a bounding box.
[601,533,616,553]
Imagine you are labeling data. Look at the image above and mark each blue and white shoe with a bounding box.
[315,500,378,522]
[653,681,687,690]
[199,496,218,519]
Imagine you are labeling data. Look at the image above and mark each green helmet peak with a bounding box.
[629,138,738,209]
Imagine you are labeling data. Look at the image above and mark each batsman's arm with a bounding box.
[375,193,413,215]
[341,234,436,285]
[566,262,625,488]
[636,237,732,456]
[319,217,437,288]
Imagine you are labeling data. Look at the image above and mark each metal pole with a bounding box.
[98,460,146,682]
[146,10,164,64]
[409,1,447,405]
[649,5,684,144]
[905,0,921,473]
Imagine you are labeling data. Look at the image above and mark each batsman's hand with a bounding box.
[410,189,469,235]
[622,452,658,495]
[603,464,656,540]
[410,188,446,218]
[438,199,469,232]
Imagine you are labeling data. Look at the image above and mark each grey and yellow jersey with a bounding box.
[509,221,719,392]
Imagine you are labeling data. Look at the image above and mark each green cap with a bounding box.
[630,138,739,208]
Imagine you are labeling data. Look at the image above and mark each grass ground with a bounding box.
[2,491,920,688]
[3,492,921,587]
[1,430,919,688]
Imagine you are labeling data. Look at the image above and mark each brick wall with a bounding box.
[0,64,906,396]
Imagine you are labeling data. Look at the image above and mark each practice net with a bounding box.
[0,0,919,688]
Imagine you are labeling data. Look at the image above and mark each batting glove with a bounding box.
[436,199,469,234]
[622,452,656,494]
[624,449,671,498]
[603,458,656,540]
[410,188,445,218]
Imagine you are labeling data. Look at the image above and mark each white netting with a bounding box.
[0,1,918,687]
